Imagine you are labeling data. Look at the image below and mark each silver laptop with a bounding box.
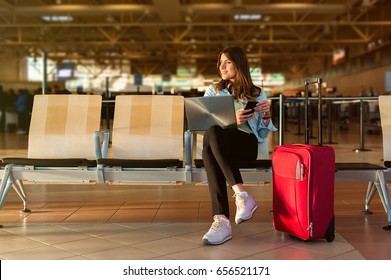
[184,95,237,131]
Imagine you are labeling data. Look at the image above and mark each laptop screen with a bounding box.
[184,95,237,131]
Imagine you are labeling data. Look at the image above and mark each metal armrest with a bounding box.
[94,129,110,159]
[184,130,193,170]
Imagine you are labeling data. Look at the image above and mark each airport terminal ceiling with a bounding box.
[0,0,390,81]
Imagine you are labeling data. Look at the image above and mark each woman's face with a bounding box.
[219,53,237,82]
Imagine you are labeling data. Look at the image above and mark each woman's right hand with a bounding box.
[236,108,254,125]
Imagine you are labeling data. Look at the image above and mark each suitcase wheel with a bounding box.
[325,233,335,242]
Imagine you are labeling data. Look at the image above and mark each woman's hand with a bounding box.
[254,100,270,115]
[236,100,271,125]
[236,108,254,125]
[254,100,271,121]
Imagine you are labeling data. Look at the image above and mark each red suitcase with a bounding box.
[272,144,335,241]
[272,77,335,242]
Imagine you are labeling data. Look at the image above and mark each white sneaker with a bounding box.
[202,215,232,245]
[234,192,258,225]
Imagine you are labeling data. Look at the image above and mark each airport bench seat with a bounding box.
[98,95,188,184]
[0,94,104,212]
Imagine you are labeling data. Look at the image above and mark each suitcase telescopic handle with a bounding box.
[304,77,323,146]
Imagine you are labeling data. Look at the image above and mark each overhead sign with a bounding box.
[134,72,143,86]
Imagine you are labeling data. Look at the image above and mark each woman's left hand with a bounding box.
[253,100,270,114]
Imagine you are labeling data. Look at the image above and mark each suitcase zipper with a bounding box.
[304,149,312,238]
[295,160,304,181]
[308,222,313,237]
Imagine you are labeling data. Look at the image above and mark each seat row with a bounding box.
[0,94,390,229]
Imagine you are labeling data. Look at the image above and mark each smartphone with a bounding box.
[244,101,257,114]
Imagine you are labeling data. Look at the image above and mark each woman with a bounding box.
[202,46,277,245]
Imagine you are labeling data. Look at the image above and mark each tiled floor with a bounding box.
[0,121,391,260]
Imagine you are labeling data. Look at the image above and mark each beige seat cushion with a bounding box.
[378,95,391,162]
[28,94,102,159]
[111,95,184,160]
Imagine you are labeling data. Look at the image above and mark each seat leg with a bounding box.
[13,180,30,213]
[96,164,105,184]
[375,171,391,230]
[0,164,13,208]
[0,164,30,213]
[362,181,376,215]
[0,166,12,229]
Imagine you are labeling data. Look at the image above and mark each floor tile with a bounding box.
[249,245,333,260]
[108,209,158,222]
[83,245,163,260]
[216,236,283,255]
[154,208,199,222]
[144,223,209,237]
[0,236,46,254]
[53,237,123,255]
[0,245,77,260]
[167,245,246,260]
[99,229,167,245]
[132,237,201,255]
[58,223,134,237]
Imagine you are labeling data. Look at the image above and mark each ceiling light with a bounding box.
[42,16,73,22]
[234,14,261,21]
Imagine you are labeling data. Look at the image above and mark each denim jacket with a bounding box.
[204,84,277,143]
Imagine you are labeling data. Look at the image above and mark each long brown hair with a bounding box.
[214,46,260,102]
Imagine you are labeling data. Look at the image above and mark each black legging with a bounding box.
[202,125,258,218]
